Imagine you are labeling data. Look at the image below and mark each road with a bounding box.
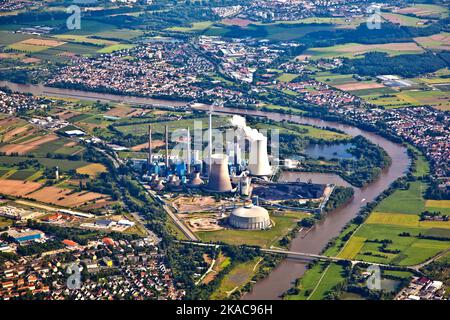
[137,180,199,241]
[163,203,199,241]
[179,241,424,271]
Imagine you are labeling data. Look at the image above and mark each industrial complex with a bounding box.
[137,113,331,234]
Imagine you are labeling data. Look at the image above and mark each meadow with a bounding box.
[210,258,261,300]
[300,42,424,60]
[116,116,231,136]
[284,262,345,300]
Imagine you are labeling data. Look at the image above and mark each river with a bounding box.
[0,81,410,300]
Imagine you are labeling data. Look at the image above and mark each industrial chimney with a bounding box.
[147,125,152,169]
[248,137,272,176]
[204,154,233,193]
[165,125,169,173]
[186,127,191,175]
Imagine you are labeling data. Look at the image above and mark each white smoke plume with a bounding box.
[230,115,265,141]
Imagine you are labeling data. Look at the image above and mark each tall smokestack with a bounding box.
[147,125,152,168]
[165,125,169,172]
[248,137,272,176]
[208,112,212,176]
[234,135,238,166]
[204,154,232,193]
[186,127,191,175]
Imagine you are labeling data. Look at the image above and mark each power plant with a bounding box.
[136,112,328,232]
[141,113,274,195]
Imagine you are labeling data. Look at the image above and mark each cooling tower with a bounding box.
[188,171,204,188]
[204,154,233,193]
[248,137,272,176]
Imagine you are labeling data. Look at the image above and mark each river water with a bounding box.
[0,82,410,300]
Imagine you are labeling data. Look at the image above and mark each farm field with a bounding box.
[116,116,230,136]
[394,4,449,18]
[414,32,450,51]
[299,42,423,60]
[381,13,428,27]
[257,17,364,29]
[26,185,108,208]
[167,21,214,32]
[374,181,426,215]
[204,22,336,41]
[0,133,58,155]
[329,180,450,266]
[0,179,109,207]
[7,38,66,53]
[0,117,86,156]
[0,156,90,171]
[97,44,136,54]
[76,163,107,177]
[356,88,450,110]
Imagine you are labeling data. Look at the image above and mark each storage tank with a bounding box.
[229,204,271,230]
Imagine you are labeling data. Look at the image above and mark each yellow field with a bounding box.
[425,200,450,208]
[366,212,419,227]
[337,236,366,259]
[76,163,107,177]
[366,211,450,229]
[420,221,450,229]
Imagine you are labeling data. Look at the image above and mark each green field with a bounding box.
[210,258,261,300]
[284,262,346,300]
[329,180,450,266]
[204,23,336,41]
[276,73,298,83]
[382,13,428,27]
[301,42,423,60]
[374,181,425,215]
[0,156,89,171]
[167,21,214,32]
[97,44,136,54]
[6,170,37,180]
[116,117,230,136]
[253,122,350,141]
[395,4,449,18]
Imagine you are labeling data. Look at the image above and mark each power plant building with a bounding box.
[229,204,272,230]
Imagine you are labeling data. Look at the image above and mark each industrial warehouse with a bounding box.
[136,113,332,233]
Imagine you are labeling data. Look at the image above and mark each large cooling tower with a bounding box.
[204,154,233,193]
[248,137,272,176]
